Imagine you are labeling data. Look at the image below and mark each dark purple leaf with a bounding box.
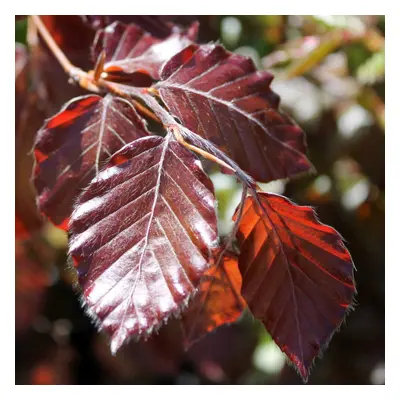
[68,135,218,353]
[233,192,356,381]
[158,44,313,183]
[92,21,197,85]
[83,15,198,38]
[34,94,149,228]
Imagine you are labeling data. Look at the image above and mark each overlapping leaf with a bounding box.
[157,44,313,183]
[233,192,356,381]
[92,21,197,85]
[83,15,197,38]
[181,251,246,348]
[34,94,149,228]
[68,135,218,353]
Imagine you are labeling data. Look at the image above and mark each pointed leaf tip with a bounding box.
[69,135,219,351]
[234,192,356,381]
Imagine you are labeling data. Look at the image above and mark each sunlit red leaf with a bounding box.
[92,21,197,85]
[158,44,313,183]
[69,135,218,353]
[34,94,149,227]
[233,192,356,381]
[181,251,246,348]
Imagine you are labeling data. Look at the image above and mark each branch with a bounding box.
[128,90,257,186]
[171,126,236,175]
[30,15,74,74]
[30,15,102,93]
[30,15,161,123]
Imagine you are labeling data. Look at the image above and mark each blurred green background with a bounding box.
[15,15,384,385]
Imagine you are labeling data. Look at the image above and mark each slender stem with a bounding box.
[93,51,106,82]
[101,81,161,123]
[30,15,75,74]
[131,101,161,123]
[29,17,161,123]
[123,90,258,187]
[29,18,261,186]
[30,15,101,93]
[171,125,236,174]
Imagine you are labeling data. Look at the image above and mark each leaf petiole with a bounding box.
[30,15,161,123]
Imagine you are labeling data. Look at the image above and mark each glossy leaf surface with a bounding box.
[92,21,197,84]
[34,94,149,227]
[158,44,313,183]
[69,135,218,353]
[233,192,356,381]
[181,252,246,348]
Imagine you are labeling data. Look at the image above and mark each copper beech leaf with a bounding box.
[83,16,197,38]
[34,94,149,228]
[68,134,218,353]
[233,192,356,381]
[181,251,246,349]
[157,44,313,183]
[92,21,197,85]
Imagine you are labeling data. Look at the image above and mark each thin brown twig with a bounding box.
[171,125,236,174]
[30,15,100,93]
[131,100,161,123]
[30,15,74,74]
[101,81,161,123]
[93,51,106,82]
[30,15,162,123]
